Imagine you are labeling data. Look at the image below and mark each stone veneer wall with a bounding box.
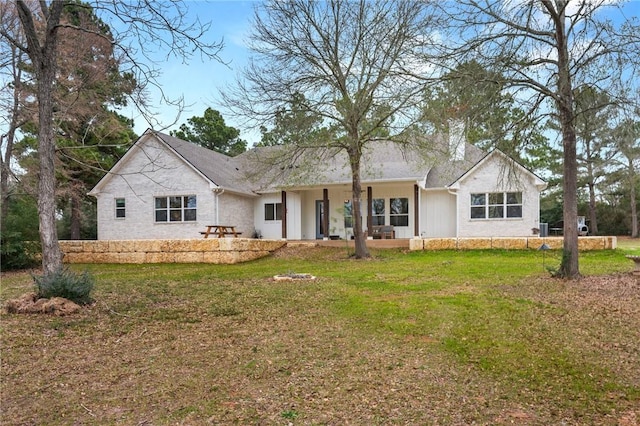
[60,239,287,264]
[60,237,617,265]
[409,236,617,251]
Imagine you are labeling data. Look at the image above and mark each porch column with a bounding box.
[367,186,373,238]
[323,188,329,240]
[414,184,420,237]
[281,190,287,239]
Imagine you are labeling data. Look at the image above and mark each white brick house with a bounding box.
[89,129,547,240]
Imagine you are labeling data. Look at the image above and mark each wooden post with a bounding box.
[414,184,420,237]
[367,186,373,238]
[323,188,329,240]
[281,190,287,239]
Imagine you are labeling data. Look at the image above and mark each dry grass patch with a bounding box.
[2,248,639,425]
[500,274,640,389]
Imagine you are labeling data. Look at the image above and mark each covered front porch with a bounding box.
[260,183,426,241]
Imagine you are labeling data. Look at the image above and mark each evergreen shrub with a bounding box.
[33,268,95,305]
[0,231,40,271]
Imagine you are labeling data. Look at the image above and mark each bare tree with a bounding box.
[439,0,640,278]
[548,85,618,236]
[573,86,617,236]
[224,0,440,258]
[0,2,28,224]
[1,1,223,275]
[612,117,640,238]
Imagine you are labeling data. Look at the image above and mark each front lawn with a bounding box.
[1,247,638,425]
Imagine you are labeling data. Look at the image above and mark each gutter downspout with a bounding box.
[414,181,422,238]
[416,176,428,239]
[214,188,225,224]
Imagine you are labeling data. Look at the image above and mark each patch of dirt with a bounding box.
[502,273,640,390]
[577,272,639,293]
[530,273,640,316]
[4,292,81,316]
[618,410,639,426]
[271,244,353,261]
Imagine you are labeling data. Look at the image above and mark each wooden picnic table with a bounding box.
[200,225,242,239]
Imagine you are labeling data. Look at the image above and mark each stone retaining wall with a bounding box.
[409,236,617,251]
[60,236,616,265]
[60,239,287,264]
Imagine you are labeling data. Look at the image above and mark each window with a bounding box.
[264,203,282,221]
[155,195,197,222]
[488,193,504,218]
[470,192,522,219]
[389,197,409,226]
[115,198,125,219]
[470,193,486,219]
[372,198,385,226]
[344,200,353,228]
[506,192,523,218]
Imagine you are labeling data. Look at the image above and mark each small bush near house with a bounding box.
[0,231,40,271]
[1,196,42,271]
[32,268,94,305]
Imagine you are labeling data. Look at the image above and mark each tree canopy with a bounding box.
[171,108,246,156]
[420,60,551,173]
[258,93,327,147]
[6,2,137,241]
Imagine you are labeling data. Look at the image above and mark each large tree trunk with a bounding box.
[630,159,639,238]
[554,2,580,279]
[36,50,63,273]
[348,149,370,259]
[559,120,580,278]
[17,1,65,274]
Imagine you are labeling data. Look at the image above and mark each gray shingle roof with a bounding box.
[152,130,488,195]
[154,131,256,195]
[424,143,487,188]
[236,140,444,192]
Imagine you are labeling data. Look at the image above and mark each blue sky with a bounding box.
[126,0,640,146]
[127,1,259,142]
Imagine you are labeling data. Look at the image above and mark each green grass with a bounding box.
[617,236,640,255]
[329,249,637,402]
[1,247,638,425]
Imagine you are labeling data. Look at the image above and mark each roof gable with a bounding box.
[89,130,165,195]
[90,130,256,197]
[154,132,255,195]
[447,149,547,190]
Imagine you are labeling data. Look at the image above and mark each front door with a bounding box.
[315,200,325,239]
